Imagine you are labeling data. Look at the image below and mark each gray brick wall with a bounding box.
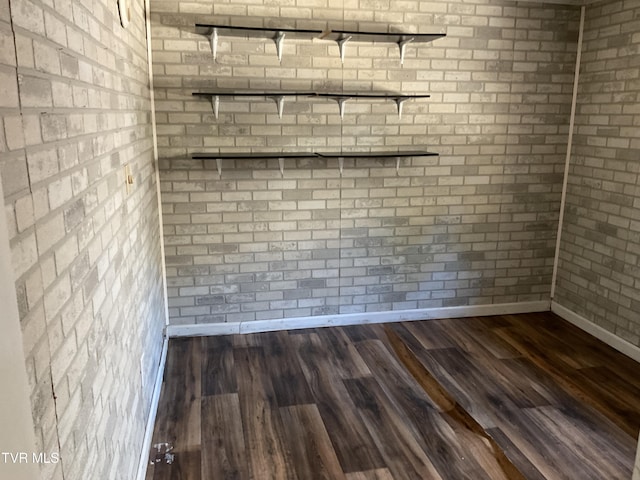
[555,0,640,348]
[151,0,580,326]
[0,0,166,478]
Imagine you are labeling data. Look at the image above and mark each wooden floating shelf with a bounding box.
[191,152,319,160]
[195,23,323,62]
[195,23,445,64]
[319,30,446,64]
[192,92,431,119]
[317,151,437,158]
[191,151,439,176]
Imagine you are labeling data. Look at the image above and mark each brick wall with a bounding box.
[151,0,580,326]
[554,0,640,348]
[0,0,166,478]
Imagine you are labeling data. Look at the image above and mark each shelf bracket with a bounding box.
[216,158,222,177]
[269,95,286,118]
[398,36,415,66]
[395,97,409,118]
[275,31,286,62]
[278,157,284,176]
[338,156,344,176]
[396,157,401,173]
[211,95,220,120]
[337,35,352,63]
[336,97,350,119]
[209,27,218,60]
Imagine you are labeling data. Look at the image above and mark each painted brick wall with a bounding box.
[0,0,166,478]
[554,0,640,348]
[151,0,580,326]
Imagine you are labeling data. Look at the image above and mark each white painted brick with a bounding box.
[0,25,16,66]
[11,231,38,278]
[27,148,59,184]
[11,0,45,36]
[44,10,67,46]
[4,115,25,150]
[34,40,61,74]
[15,194,35,232]
[0,67,19,108]
[19,74,53,108]
[36,212,65,255]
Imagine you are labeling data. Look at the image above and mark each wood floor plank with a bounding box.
[573,365,640,437]
[345,469,394,480]
[234,346,293,480]
[291,332,387,474]
[316,327,372,379]
[354,338,503,480]
[494,320,640,438]
[443,317,523,360]
[202,335,236,396]
[341,324,386,343]
[516,407,628,480]
[278,404,347,480]
[149,338,202,464]
[152,450,201,480]
[343,376,446,480]
[485,428,546,480]
[403,320,458,350]
[261,331,315,407]
[201,394,247,480]
[533,405,634,479]
[384,324,468,409]
[147,312,640,480]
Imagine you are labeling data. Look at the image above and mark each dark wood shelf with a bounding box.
[320,30,445,64]
[192,151,437,160]
[316,151,438,158]
[191,150,438,175]
[192,152,318,160]
[195,23,445,64]
[195,23,323,38]
[196,23,323,62]
[192,92,431,119]
[320,30,445,43]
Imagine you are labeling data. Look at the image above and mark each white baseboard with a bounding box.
[167,300,550,338]
[551,301,640,364]
[136,336,169,480]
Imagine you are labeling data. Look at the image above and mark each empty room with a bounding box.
[1,0,639,479]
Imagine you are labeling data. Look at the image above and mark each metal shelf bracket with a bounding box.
[275,31,286,62]
[337,35,352,63]
[209,28,218,60]
[211,95,220,119]
[395,97,409,118]
[398,36,415,65]
[336,97,349,119]
[269,95,286,118]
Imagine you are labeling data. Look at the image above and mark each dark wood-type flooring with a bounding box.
[146,312,640,479]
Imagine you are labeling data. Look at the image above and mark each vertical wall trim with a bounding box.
[135,1,170,478]
[144,0,169,325]
[135,337,169,480]
[550,5,585,299]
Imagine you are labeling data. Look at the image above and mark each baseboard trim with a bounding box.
[136,336,169,480]
[167,300,550,338]
[551,301,640,364]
